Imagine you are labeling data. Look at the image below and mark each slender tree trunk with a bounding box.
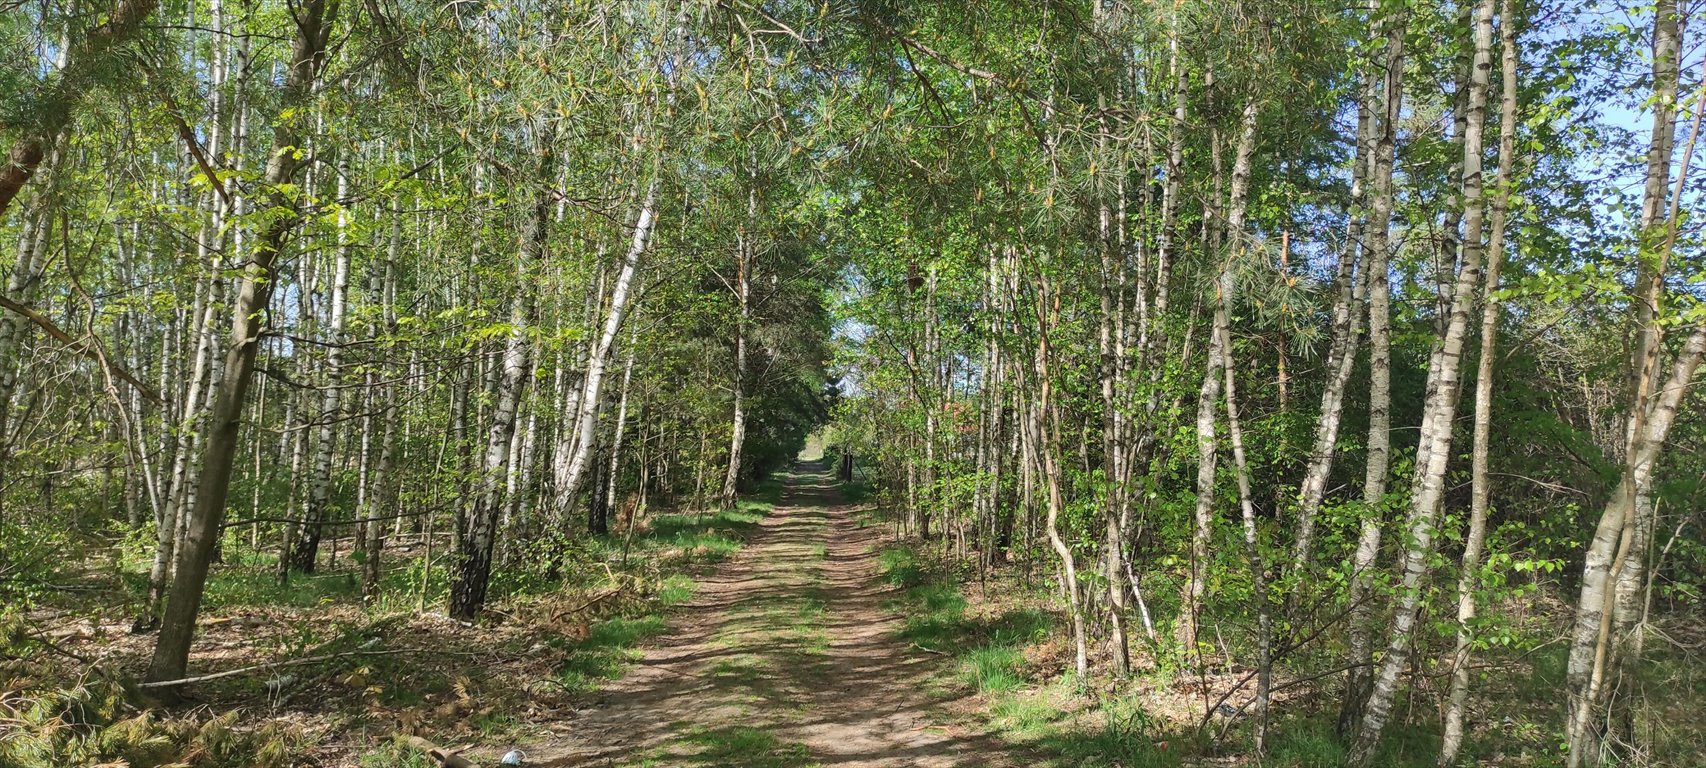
[449,143,554,622]
[1349,1,1494,760]
[1222,322,1272,753]
[1179,266,1222,656]
[720,225,751,509]
[145,0,335,684]
[1563,2,1688,760]
[140,270,221,629]
[0,200,55,426]
[1340,2,1409,731]
[1210,97,1268,749]
[1179,98,1258,660]
[554,180,657,518]
[292,165,355,573]
[1287,74,1376,573]
[1440,3,1520,760]
[277,382,309,584]
[0,202,55,510]
[1035,276,1086,678]
[605,338,638,527]
[1094,92,1132,676]
[361,213,401,601]
[506,374,541,555]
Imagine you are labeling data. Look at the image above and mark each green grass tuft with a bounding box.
[957,646,1025,694]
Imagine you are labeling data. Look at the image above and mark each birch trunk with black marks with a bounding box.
[1440,3,1519,760]
[720,217,751,509]
[449,144,554,622]
[1339,1,1408,732]
[1562,1,1689,761]
[291,164,354,573]
[554,180,656,518]
[1349,1,1493,760]
[1219,99,1268,749]
[1287,66,1376,576]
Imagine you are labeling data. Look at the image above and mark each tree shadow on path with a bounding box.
[526,460,1025,768]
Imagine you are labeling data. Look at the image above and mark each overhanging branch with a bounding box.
[0,294,164,404]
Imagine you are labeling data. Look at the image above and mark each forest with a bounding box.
[1,0,1703,765]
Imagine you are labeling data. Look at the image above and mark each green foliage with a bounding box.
[554,614,671,694]
[3,0,1705,765]
[957,646,1026,694]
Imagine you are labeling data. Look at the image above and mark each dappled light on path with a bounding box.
[527,461,1017,767]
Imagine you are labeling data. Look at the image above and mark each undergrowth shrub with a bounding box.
[0,615,300,768]
[0,679,299,768]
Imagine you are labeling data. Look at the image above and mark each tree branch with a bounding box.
[0,294,164,404]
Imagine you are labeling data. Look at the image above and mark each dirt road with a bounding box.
[527,462,1015,767]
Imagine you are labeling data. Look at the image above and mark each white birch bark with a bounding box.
[1287,70,1376,574]
[553,180,657,517]
[1340,2,1408,730]
[1349,1,1495,761]
[1440,2,1520,759]
[292,163,354,572]
[449,140,554,621]
[1035,280,1087,678]
[720,216,752,509]
[1563,2,1689,760]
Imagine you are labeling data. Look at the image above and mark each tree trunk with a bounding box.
[1035,276,1086,678]
[291,165,355,573]
[449,143,554,622]
[145,0,335,684]
[1222,321,1272,753]
[1340,1,1409,732]
[361,216,401,602]
[1179,261,1223,657]
[1287,73,1375,573]
[554,180,657,518]
[1440,2,1520,760]
[720,225,751,509]
[1216,98,1268,750]
[0,202,56,506]
[1349,0,1494,760]
[605,336,639,529]
[1563,2,1689,760]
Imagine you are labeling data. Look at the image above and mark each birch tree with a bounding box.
[1349,0,1497,760]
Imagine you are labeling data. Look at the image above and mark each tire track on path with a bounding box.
[529,461,1016,767]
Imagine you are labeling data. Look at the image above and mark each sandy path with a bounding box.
[527,462,1016,767]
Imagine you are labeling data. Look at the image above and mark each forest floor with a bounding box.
[19,460,1700,767]
[521,461,1023,767]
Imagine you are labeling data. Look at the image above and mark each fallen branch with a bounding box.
[399,735,480,768]
[549,586,623,623]
[137,648,409,689]
[200,615,270,628]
